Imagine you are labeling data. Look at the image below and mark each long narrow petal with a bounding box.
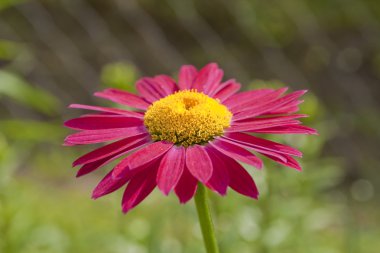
[64,126,147,145]
[178,65,197,90]
[76,138,149,177]
[252,125,318,135]
[193,63,223,93]
[204,147,230,195]
[233,90,307,120]
[73,134,149,167]
[211,79,241,102]
[122,166,158,213]
[228,115,307,132]
[223,153,259,199]
[92,170,135,199]
[174,167,198,204]
[262,153,302,171]
[112,141,173,179]
[136,78,167,103]
[186,145,213,183]
[69,104,144,118]
[224,132,302,157]
[221,136,288,162]
[157,146,185,195]
[154,75,178,95]
[94,88,150,110]
[223,89,275,109]
[230,88,288,114]
[210,138,263,169]
[64,115,143,130]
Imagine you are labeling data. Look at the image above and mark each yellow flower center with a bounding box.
[144,90,232,147]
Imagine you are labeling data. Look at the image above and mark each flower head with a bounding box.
[64,63,317,213]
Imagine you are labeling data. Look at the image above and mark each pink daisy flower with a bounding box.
[64,63,317,213]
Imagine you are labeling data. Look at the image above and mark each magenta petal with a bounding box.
[94,88,150,110]
[157,146,185,195]
[223,89,275,109]
[228,115,307,132]
[64,115,143,130]
[211,79,241,102]
[263,153,302,171]
[230,88,288,114]
[174,167,198,204]
[204,147,230,195]
[224,155,258,199]
[186,145,213,183]
[92,170,135,199]
[266,100,304,115]
[122,166,158,213]
[193,63,223,93]
[136,78,167,103]
[64,126,147,145]
[73,134,149,167]
[154,75,178,95]
[76,138,149,177]
[221,136,287,162]
[112,141,173,179]
[178,65,198,90]
[69,104,144,118]
[224,132,302,157]
[252,125,318,135]
[233,90,307,120]
[210,138,263,169]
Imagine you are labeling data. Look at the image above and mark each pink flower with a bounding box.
[64,63,317,213]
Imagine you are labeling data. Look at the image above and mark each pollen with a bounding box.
[144,90,232,147]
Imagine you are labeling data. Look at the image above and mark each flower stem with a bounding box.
[194,183,220,253]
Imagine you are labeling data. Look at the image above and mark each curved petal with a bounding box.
[174,166,198,204]
[112,141,173,179]
[252,125,318,135]
[136,78,167,103]
[64,115,143,130]
[186,145,213,183]
[211,79,241,102]
[204,147,230,195]
[69,104,144,118]
[64,126,147,146]
[192,63,223,93]
[224,132,302,157]
[233,90,307,121]
[72,133,149,167]
[92,170,135,199]
[76,138,150,177]
[157,146,185,195]
[122,165,159,213]
[262,153,302,171]
[228,115,307,133]
[94,89,150,110]
[154,75,178,95]
[178,65,197,90]
[223,89,274,109]
[230,88,288,114]
[210,138,263,169]
[222,153,258,199]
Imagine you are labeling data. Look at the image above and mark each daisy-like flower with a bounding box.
[64,63,317,213]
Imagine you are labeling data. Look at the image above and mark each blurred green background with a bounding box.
[0,0,379,252]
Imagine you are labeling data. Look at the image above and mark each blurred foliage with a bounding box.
[0,0,26,11]
[0,70,61,115]
[101,62,139,92]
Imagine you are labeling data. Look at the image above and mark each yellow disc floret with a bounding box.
[144,90,232,147]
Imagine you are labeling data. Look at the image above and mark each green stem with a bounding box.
[194,183,220,253]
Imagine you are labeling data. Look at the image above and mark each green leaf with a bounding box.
[0,70,61,115]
